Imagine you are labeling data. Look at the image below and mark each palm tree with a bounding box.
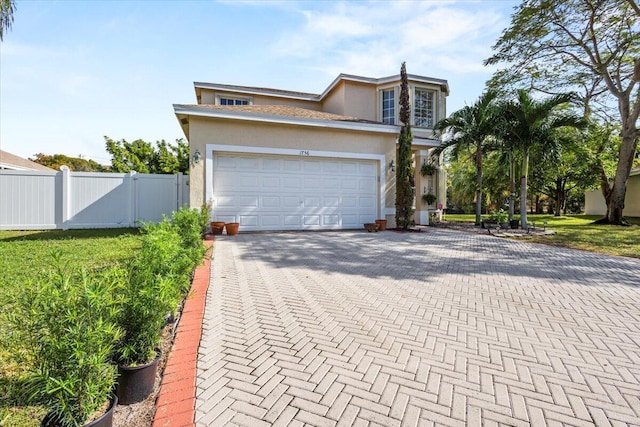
[433,90,499,226]
[1,0,16,41]
[499,90,585,229]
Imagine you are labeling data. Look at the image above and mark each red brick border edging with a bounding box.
[152,240,213,427]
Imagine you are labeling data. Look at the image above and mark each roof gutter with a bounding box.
[173,105,401,134]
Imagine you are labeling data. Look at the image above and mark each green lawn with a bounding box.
[0,228,142,427]
[443,214,640,258]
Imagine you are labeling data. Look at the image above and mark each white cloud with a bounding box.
[271,0,510,79]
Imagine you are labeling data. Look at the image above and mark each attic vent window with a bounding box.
[220,98,249,106]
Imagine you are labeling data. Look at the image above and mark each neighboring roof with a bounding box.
[194,72,450,103]
[173,104,399,134]
[0,150,53,171]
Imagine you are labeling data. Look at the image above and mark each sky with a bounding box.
[0,0,520,165]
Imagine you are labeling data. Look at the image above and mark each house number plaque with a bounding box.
[299,150,310,156]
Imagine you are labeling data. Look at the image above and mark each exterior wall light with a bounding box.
[389,160,395,172]
[192,149,202,164]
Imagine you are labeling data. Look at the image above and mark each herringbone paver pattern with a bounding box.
[196,230,640,426]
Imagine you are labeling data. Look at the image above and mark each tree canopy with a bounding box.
[433,90,499,225]
[31,153,110,172]
[105,137,189,175]
[486,0,639,224]
[0,0,15,41]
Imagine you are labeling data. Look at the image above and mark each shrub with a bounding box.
[422,193,437,205]
[170,207,207,266]
[5,252,123,427]
[115,221,190,366]
[489,209,508,223]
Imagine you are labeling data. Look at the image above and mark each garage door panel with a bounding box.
[238,157,260,169]
[237,196,259,207]
[282,177,301,189]
[283,159,302,171]
[262,176,280,188]
[303,215,320,226]
[263,196,281,208]
[239,215,258,226]
[342,162,358,174]
[303,161,322,172]
[359,178,377,192]
[304,178,322,189]
[360,197,375,208]
[304,197,320,207]
[342,214,358,226]
[213,153,378,231]
[359,163,377,175]
[324,197,340,207]
[216,196,236,208]
[284,216,302,226]
[342,196,358,208]
[261,216,281,226]
[283,196,300,208]
[324,215,340,225]
[324,162,341,173]
[263,159,281,170]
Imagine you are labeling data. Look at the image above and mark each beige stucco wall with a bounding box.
[342,82,377,121]
[321,82,346,116]
[584,173,640,217]
[187,117,398,213]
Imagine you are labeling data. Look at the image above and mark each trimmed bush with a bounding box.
[5,252,123,427]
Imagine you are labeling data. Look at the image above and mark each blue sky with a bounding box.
[0,0,519,164]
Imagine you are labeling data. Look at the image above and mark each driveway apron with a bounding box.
[196,230,640,427]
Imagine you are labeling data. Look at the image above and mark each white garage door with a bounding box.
[211,153,379,231]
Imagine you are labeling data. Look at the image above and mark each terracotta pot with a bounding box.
[210,221,226,235]
[225,222,240,236]
[115,351,161,405]
[374,219,387,231]
[41,394,118,427]
[364,223,380,232]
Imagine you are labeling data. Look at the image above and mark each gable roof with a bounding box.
[173,104,399,134]
[194,73,450,103]
[0,150,53,171]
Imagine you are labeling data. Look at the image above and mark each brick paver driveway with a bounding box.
[196,230,640,427]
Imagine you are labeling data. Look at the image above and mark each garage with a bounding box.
[211,152,379,231]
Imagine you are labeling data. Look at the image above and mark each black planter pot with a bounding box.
[116,351,161,405]
[41,394,118,427]
[510,219,520,229]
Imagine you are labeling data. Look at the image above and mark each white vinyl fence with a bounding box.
[0,167,189,230]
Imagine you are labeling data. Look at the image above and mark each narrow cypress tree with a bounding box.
[395,62,414,230]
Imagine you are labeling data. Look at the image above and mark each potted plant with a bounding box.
[210,221,226,235]
[421,193,437,206]
[420,162,437,176]
[374,219,388,231]
[7,252,122,427]
[114,221,192,404]
[488,209,509,229]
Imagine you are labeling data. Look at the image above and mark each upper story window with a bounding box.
[414,89,434,128]
[219,97,249,106]
[381,89,395,125]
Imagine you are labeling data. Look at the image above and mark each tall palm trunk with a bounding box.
[475,141,483,226]
[520,147,530,229]
[508,150,515,221]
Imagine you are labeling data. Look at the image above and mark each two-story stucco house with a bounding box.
[174,72,448,231]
